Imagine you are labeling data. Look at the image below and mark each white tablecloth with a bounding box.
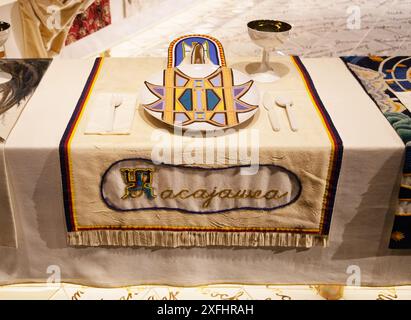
[0,57,410,287]
[0,141,16,247]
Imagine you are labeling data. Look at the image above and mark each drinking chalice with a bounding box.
[247,20,292,82]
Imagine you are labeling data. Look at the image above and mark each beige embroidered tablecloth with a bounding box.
[0,58,407,287]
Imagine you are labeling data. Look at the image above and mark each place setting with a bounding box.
[53,32,347,250]
[84,20,297,136]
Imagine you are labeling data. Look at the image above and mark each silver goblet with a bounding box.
[247,20,292,83]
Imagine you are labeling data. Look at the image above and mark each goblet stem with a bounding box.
[260,48,272,72]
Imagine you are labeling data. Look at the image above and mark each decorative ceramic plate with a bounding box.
[140,35,259,131]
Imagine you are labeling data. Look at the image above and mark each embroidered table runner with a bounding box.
[342,56,411,249]
[59,56,343,248]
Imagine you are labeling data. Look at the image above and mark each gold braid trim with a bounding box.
[68,230,328,248]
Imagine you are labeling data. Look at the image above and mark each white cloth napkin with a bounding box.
[85,93,137,135]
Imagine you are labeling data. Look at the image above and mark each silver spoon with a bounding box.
[275,95,298,132]
[263,92,280,131]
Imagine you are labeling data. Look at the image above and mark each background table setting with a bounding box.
[0,26,411,287]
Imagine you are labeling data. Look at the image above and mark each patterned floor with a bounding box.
[0,283,410,300]
[110,0,411,58]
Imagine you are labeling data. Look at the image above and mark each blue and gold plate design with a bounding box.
[141,35,259,131]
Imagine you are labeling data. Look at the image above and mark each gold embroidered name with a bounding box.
[119,168,289,208]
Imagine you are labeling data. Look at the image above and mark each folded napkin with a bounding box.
[85,93,137,135]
